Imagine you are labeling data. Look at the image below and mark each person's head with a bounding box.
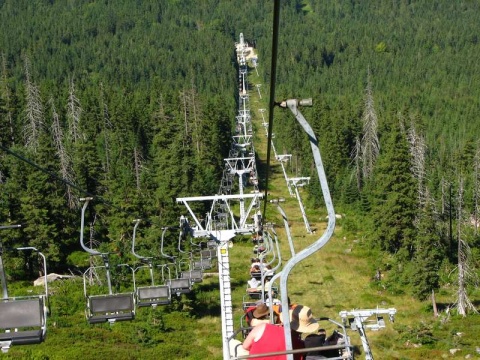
[252,303,270,319]
[281,304,319,333]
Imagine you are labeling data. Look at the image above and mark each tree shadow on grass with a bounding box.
[188,278,247,318]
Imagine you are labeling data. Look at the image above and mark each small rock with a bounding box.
[450,348,461,355]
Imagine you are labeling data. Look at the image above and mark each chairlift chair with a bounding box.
[167,278,192,296]
[79,198,136,324]
[178,258,203,284]
[82,261,136,324]
[303,317,354,360]
[180,269,203,283]
[131,219,172,307]
[161,228,193,296]
[0,227,49,353]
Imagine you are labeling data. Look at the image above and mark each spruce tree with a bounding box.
[369,122,417,255]
[411,200,445,300]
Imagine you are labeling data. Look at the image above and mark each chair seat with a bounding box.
[0,330,44,345]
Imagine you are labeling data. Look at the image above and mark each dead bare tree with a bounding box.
[453,178,478,317]
[189,81,202,156]
[180,84,203,155]
[180,90,189,150]
[23,54,44,151]
[50,98,77,209]
[406,119,427,208]
[66,77,83,143]
[133,147,145,192]
[360,69,380,179]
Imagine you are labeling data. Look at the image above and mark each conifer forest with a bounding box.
[0,1,479,359]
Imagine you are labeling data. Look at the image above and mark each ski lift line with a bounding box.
[0,144,146,224]
[262,0,281,220]
[0,143,91,197]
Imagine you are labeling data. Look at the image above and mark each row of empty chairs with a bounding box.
[79,203,218,324]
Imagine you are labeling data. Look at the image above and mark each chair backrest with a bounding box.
[169,278,191,289]
[200,249,216,259]
[89,293,134,314]
[137,285,171,307]
[0,298,44,329]
[180,270,203,283]
[137,286,170,300]
[193,258,212,270]
[168,278,191,295]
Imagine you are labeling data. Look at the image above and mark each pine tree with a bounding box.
[0,53,16,147]
[370,122,417,255]
[412,199,445,300]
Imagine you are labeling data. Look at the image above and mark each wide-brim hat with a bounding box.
[253,303,270,318]
[281,305,319,333]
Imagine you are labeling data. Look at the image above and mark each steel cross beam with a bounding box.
[339,308,397,360]
[176,193,264,242]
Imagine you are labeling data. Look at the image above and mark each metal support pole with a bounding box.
[292,184,312,234]
[277,98,336,360]
[0,224,22,299]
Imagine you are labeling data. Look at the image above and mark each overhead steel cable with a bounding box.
[263,0,281,219]
[0,143,144,222]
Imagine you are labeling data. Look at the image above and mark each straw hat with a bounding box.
[281,305,319,333]
[253,303,270,318]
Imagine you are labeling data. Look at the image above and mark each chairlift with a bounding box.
[200,249,217,259]
[193,258,212,270]
[178,258,203,284]
[131,219,171,308]
[161,227,192,296]
[302,317,355,360]
[0,226,49,353]
[79,198,135,324]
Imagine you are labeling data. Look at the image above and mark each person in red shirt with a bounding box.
[240,305,319,360]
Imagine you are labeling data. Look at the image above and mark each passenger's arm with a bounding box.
[242,323,266,350]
